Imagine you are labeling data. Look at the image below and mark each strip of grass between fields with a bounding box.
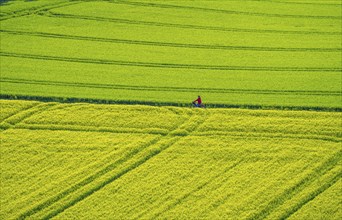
[1,95,341,112]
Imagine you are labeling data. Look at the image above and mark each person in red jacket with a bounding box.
[192,95,203,107]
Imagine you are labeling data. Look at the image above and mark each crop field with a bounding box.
[0,0,341,109]
[0,100,341,219]
[1,0,341,220]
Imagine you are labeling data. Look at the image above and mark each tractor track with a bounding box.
[0,1,82,21]
[110,0,341,20]
[1,52,340,72]
[1,103,56,130]
[41,12,341,36]
[2,29,340,52]
[17,112,200,219]
[147,160,242,219]
[247,151,341,220]
[280,171,342,219]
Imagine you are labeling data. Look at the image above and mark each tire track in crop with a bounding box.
[280,171,342,219]
[41,112,208,219]
[17,112,202,219]
[247,150,341,220]
[112,0,341,20]
[0,1,82,21]
[41,12,341,36]
[142,160,242,220]
[2,29,340,52]
[0,101,38,123]
[2,77,339,97]
[17,135,164,220]
[1,103,56,130]
[1,52,340,72]
[15,123,169,136]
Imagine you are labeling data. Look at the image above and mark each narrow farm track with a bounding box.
[2,29,340,52]
[41,12,342,36]
[1,77,339,96]
[111,0,342,20]
[1,52,340,72]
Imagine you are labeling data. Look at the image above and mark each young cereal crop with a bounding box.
[0,0,341,109]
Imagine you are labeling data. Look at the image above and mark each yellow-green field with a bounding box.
[0,100,341,219]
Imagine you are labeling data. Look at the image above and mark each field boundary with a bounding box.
[1,94,341,112]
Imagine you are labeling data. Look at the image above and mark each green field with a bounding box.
[1,0,342,219]
[1,0,341,109]
[1,100,341,219]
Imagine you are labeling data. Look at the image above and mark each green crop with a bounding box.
[0,0,341,109]
[0,100,341,219]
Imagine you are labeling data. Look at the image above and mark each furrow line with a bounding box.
[1,52,340,72]
[39,114,196,219]
[0,1,82,21]
[0,101,39,123]
[280,171,342,219]
[111,0,341,20]
[1,77,340,96]
[193,132,342,143]
[2,29,340,52]
[41,12,341,36]
[15,123,169,136]
[1,103,56,130]
[247,151,341,220]
[16,135,164,220]
[148,160,242,219]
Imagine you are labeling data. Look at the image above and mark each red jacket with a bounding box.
[194,97,202,104]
